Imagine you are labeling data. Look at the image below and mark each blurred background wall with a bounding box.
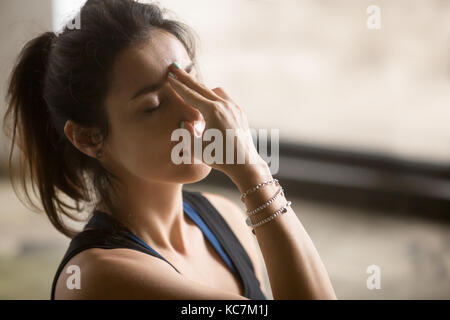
[161,0,450,164]
[0,0,449,299]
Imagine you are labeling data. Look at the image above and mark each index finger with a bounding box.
[167,74,216,116]
[169,62,225,102]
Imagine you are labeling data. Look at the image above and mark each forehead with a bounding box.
[108,29,190,95]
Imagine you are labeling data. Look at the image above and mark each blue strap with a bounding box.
[183,201,238,275]
[123,202,238,276]
[126,232,165,260]
[86,212,175,268]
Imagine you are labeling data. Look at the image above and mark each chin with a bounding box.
[174,162,212,184]
[166,149,213,184]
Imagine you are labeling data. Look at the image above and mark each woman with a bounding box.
[3,0,336,300]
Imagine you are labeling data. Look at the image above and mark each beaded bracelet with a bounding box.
[246,201,292,235]
[246,186,284,216]
[240,178,279,202]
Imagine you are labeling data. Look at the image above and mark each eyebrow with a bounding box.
[130,62,195,101]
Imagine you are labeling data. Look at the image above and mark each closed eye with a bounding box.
[144,105,160,113]
[143,68,194,114]
[143,99,164,113]
[144,97,167,113]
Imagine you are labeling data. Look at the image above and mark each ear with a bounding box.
[64,120,103,159]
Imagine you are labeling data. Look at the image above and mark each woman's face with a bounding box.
[102,29,211,184]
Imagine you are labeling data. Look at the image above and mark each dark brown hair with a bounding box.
[2,0,199,238]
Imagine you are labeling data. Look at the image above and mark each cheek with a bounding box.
[107,109,211,182]
[108,113,177,170]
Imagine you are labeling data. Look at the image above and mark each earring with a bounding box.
[96,150,103,159]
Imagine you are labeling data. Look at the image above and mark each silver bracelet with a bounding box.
[246,201,292,234]
[240,178,279,202]
[246,186,284,216]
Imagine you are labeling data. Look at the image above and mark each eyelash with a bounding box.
[144,100,163,113]
[144,105,159,113]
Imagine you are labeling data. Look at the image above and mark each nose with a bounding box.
[170,95,205,136]
[180,108,205,138]
[165,80,206,134]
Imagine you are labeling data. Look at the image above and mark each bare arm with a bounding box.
[227,162,337,300]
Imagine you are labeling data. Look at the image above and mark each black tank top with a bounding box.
[50,189,267,300]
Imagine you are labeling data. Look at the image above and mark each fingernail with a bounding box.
[168,72,177,79]
[173,62,181,69]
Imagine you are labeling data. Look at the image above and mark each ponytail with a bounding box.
[2,0,200,239]
[3,32,86,238]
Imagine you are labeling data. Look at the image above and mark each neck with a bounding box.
[97,177,192,256]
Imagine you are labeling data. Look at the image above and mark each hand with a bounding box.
[167,62,266,177]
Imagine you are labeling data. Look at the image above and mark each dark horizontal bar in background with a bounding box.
[200,141,450,222]
[1,141,448,221]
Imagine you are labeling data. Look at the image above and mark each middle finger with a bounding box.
[168,62,224,102]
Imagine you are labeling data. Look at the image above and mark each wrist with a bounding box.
[227,160,273,194]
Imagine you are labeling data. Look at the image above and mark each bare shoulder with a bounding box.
[200,191,267,297]
[54,247,249,300]
[54,247,142,299]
